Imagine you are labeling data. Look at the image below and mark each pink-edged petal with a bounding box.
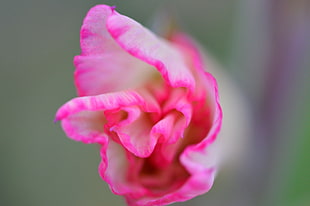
[170,33,206,74]
[75,5,156,96]
[55,90,145,143]
[181,71,222,165]
[74,54,154,96]
[55,89,162,156]
[150,88,192,146]
[106,12,196,92]
[60,110,108,144]
[127,168,215,206]
[108,106,160,158]
[151,107,190,146]
[200,72,223,143]
[151,112,181,144]
[79,5,114,55]
[55,91,144,120]
[170,33,218,103]
[99,140,147,197]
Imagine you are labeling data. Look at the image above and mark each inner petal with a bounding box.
[128,96,213,197]
[106,106,161,158]
[136,144,190,196]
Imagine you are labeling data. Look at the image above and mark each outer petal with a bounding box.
[106,12,196,93]
[55,89,163,157]
[127,168,215,206]
[179,73,222,199]
[55,90,148,144]
[99,140,147,198]
[170,32,223,144]
[74,5,155,96]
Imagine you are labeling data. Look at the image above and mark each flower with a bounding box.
[55,4,222,206]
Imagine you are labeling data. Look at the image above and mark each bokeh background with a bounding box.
[1,0,309,206]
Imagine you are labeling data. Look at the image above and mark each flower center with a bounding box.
[125,87,212,195]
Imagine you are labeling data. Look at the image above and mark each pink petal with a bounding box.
[55,90,145,143]
[170,33,206,74]
[152,89,192,145]
[106,12,196,92]
[74,5,156,96]
[79,5,114,55]
[55,89,163,157]
[60,110,108,144]
[99,140,147,197]
[127,169,215,206]
[169,32,223,143]
[107,106,160,157]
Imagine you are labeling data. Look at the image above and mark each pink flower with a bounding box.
[55,5,222,206]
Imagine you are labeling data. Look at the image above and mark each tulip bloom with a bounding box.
[56,5,222,206]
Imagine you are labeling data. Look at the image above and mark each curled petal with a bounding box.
[55,89,163,157]
[55,91,144,120]
[108,106,160,158]
[59,110,108,144]
[55,90,155,144]
[152,89,193,145]
[107,12,196,92]
[75,5,155,96]
[151,112,184,145]
[99,141,147,197]
[127,168,215,206]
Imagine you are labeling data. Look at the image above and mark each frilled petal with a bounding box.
[99,141,147,197]
[107,106,160,157]
[127,169,215,206]
[74,5,155,96]
[55,90,160,146]
[179,73,222,197]
[106,12,196,93]
[151,88,192,145]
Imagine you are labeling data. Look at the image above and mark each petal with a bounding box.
[106,12,196,92]
[74,55,154,96]
[170,33,206,74]
[150,88,193,148]
[108,106,160,158]
[60,110,108,144]
[55,89,162,156]
[151,112,181,144]
[79,5,114,55]
[99,140,147,197]
[180,72,222,172]
[151,103,192,146]
[127,168,215,206]
[170,33,214,102]
[55,90,144,120]
[55,90,145,143]
[74,5,156,96]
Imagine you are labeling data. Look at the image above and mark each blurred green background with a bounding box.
[1,0,309,206]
